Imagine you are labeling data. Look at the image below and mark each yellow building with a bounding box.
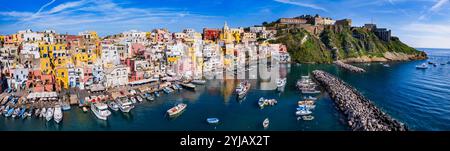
[39,43,66,58]
[73,48,97,66]
[0,35,4,43]
[220,22,235,44]
[54,67,69,89]
[40,58,52,74]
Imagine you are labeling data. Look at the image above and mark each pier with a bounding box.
[312,70,407,131]
[334,61,366,72]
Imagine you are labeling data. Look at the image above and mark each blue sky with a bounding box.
[1,0,449,48]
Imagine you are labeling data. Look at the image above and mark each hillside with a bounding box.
[269,26,427,63]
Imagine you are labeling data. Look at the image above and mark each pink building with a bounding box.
[131,43,145,56]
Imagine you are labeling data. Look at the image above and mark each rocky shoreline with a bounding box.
[312,70,408,131]
[340,52,428,63]
[334,61,366,72]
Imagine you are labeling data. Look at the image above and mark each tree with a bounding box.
[262,22,268,26]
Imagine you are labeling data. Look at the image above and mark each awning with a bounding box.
[128,78,158,85]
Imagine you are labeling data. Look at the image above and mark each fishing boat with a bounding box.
[298,100,316,110]
[91,102,111,120]
[40,107,46,118]
[54,105,63,124]
[45,108,54,122]
[181,83,196,91]
[192,79,207,85]
[263,118,269,129]
[62,102,71,111]
[5,108,14,117]
[276,78,286,91]
[136,95,144,102]
[236,81,251,99]
[167,103,187,117]
[12,107,20,118]
[82,106,88,113]
[115,98,134,113]
[302,115,315,121]
[107,101,119,111]
[206,118,220,124]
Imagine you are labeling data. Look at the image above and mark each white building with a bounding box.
[105,65,129,88]
[21,42,40,59]
[100,43,121,65]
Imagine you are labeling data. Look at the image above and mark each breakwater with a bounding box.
[312,70,407,131]
[334,61,366,72]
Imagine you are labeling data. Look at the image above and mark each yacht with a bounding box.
[91,103,111,120]
[416,63,428,69]
[167,103,187,117]
[54,105,63,124]
[115,98,134,113]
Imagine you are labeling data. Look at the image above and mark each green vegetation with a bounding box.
[270,26,425,63]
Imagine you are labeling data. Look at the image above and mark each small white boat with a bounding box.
[303,96,317,101]
[40,108,46,118]
[276,78,286,91]
[263,118,269,129]
[167,103,187,117]
[82,106,88,113]
[91,103,111,120]
[136,96,143,102]
[192,79,207,85]
[181,83,196,91]
[302,115,315,121]
[107,101,119,111]
[12,108,20,118]
[206,118,220,124]
[383,64,390,67]
[62,102,71,111]
[416,63,428,69]
[130,97,137,104]
[53,105,63,124]
[34,108,40,117]
[296,110,312,116]
[45,108,54,122]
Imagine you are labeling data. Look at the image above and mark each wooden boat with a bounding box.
[167,103,187,117]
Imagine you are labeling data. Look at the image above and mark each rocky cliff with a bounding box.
[269,26,427,63]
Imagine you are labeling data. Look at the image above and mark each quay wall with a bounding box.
[312,70,407,131]
[334,61,366,72]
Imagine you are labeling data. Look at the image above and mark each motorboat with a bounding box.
[236,81,251,99]
[34,108,40,117]
[206,118,220,124]
[5,108,14,117]
[82,106,88,113]
[303,96,317,101]
[62,102,71,111]
[302,115,315,121]
[12,107,20,118]
[107,101,119,111]
[18,107,26,118]
[258,97,265,109]
[40,108,46,118]
[130,97,137,104]
[154,91,160,97]
[167,103,187,117]
[91,102,111,120]
[263,118,269,129]
[115,98,134,113]
[136,95,144,102]
[45,108,54,122]
[3,105,10,115]
[181,83,196,91]
[192,79,207,85]
[383,64,390,67]
[296,106,312,116]
[276,78,286,91]
[416,63,428,69]
[54,105,63,124]
[298,100,316,110]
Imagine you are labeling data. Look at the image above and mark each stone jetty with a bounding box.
[312,70,407,131]
[334,61,366,72]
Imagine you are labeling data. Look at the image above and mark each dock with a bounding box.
[312,70,407,131]
[334,61,366,72]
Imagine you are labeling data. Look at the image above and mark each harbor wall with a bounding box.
[312,70,407,131]
[334,61,366,72]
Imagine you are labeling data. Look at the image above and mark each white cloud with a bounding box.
[0,11,33,17]
[274,0,327,11]
[430,0,449,11]
[48,0,87,14]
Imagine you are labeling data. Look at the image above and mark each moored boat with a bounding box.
[12,107,20,118]
[295,106,312,116]
[192,79,207,85]
[5,108,14,117]
[40,108,46,118]
[181,83,196,91]
[107,101,119,111]
[54,105,63,124]
[62,102,71,111]
[45,108,54,122]
[136,95,144,102]
[82,106,88,113]
[206,118,220,124]
[302,115,315,121]
[167,103,187,117]
[91,102,111,120]
[236,81,251,99]
[116,98,134,113]
[276,78,286,91]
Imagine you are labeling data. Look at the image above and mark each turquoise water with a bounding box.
[0,48,449,131]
